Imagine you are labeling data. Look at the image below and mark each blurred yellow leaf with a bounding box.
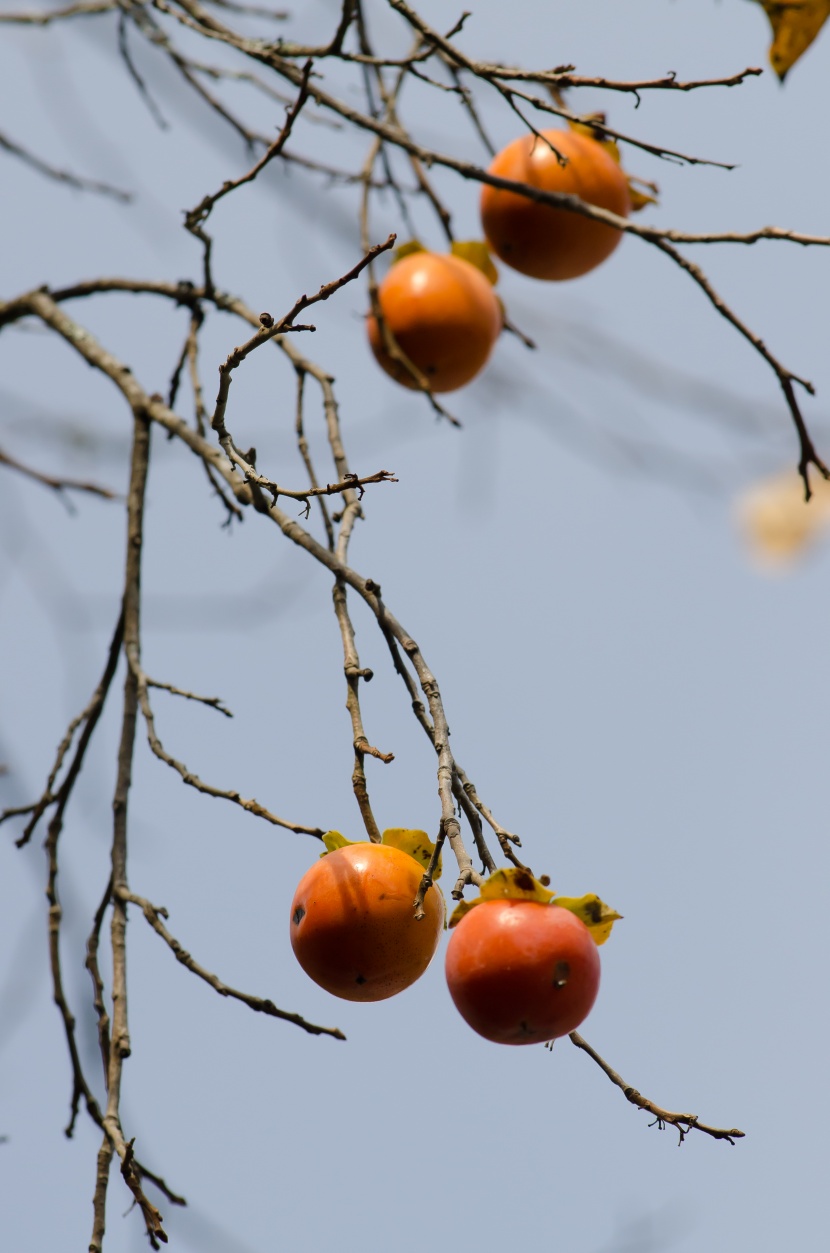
[753,0,830,79]
[393,238,426,262]
[737,470,830,568]
[450,240,499,285]
[626,176,660,213]
[567,113,611,147]
[381,827,442,878]
[554,895,623,946]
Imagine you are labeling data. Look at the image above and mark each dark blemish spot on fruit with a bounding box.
[552,960,570,988]
[355,974,367,985]
[378,893,386,900]
[514,871,535,892]
[292,905,305,926]
[518,1020,532,1036]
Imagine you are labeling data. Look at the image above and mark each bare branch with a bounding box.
[208,234,396,465]
[651,237,829,497]
[117,6,170,131]
[0,444,117,501]
[185,60,314,292]
[0,1,115,25]
[469,64,765,97]
[569,1032,745,1145]
[94,409,170,1250]
[3,609,125,848]
[118,886,347,1039]
[147,678,233,716]
[7,282,498,888]
[0,129,131,200]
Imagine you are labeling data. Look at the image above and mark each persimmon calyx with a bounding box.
[321,827,442,879]
[447,866,621,946]
[392,238,499,286]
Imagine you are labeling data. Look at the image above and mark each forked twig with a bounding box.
[119,886,346,1039]
[569,1032,745,1145]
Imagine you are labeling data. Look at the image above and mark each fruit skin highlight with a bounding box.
[366,250,502,393]
[290,843,444,1002]
[445,898,601,1044]
[480,128,630,281]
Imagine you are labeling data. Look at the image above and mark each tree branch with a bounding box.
[118,886,347,1039]
[569,1032,745,1146]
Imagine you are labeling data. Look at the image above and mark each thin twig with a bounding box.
[181,304,245,522]
[117,6,170,130]
[293,365,335,547]
[5,609,125,849]
[119,886,347,1038]
[209,234,396,466]
[0,129,131,200]
[569,1032,745,1145]
[652,237,828,497]
[184,59,314,292]
[147,678,233,716]
[0,444,117,501]
[0,1,116,23]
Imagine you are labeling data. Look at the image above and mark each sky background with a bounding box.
[1,2,829,1251]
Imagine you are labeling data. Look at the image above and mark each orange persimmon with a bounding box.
[366,250,502,392]
[290,843,443,1002]
[480,128,630,281]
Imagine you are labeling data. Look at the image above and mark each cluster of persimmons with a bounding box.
[289,125,629,1046]
[290,830,620,1045]
[366,124,635,394]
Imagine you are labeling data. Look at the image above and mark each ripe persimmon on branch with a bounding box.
[3,1,826,1248]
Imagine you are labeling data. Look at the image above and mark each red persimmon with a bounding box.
[445,898,600,1044]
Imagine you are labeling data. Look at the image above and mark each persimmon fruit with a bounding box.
[480,128,631,281]
[289,843,444,1002]
[445,899,600,1044]
[366,251,502,392]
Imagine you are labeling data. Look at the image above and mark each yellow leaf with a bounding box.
[627,176,659,213]
[450,240,499,285]
[754,0,830,79]
[567,113,610,147]
[554,895,623,946]
[381,827,441,878]
[393,238,426,263]
[737,469,830,568]
[321,829,359,856]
